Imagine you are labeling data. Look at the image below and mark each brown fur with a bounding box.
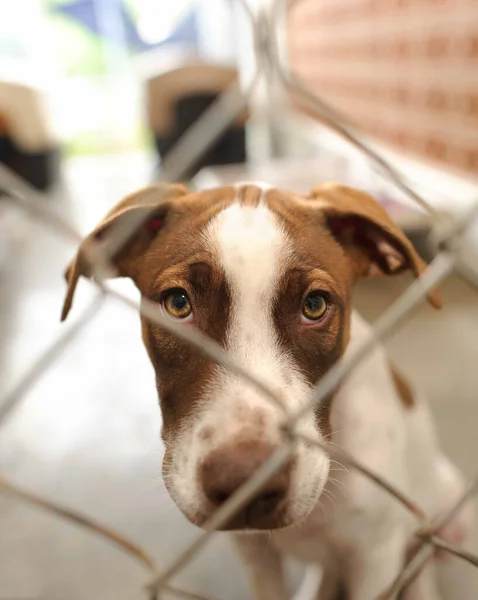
[61,181,439,472]
[238,185,262,207]
[137,188,236,443]
[267,189,353,431]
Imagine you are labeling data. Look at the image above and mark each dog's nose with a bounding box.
[199,441,290,521]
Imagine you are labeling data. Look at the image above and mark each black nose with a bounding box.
[199,441,290,522]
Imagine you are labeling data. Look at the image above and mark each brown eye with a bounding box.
[301,292,328,323]
[163,289,193,320]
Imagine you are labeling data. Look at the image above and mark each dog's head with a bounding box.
[61,182,440,531]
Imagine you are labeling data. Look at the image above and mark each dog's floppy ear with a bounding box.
[309,182,441,309]
[61,183,188,322]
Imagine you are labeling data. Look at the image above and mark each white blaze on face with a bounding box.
[211,200,289,377]
[166,192,330,526]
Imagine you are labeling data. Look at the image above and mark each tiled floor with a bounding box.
[0,154,477,599]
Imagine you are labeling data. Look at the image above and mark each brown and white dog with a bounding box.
[61,182,473,600]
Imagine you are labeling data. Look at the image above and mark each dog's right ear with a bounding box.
[61,183,188,322]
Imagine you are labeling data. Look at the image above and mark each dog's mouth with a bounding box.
[199,505,290,532]
[195,493,292,532]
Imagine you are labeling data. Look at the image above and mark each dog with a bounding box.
[61,182,474,600]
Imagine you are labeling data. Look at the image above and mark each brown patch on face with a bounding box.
[135,187,236,442]
[390,365,415,409]
[266,189,356,432]
[237,185,262,207]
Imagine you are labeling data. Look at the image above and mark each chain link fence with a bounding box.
[1,1,478,599]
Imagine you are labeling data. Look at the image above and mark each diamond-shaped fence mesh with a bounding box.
[1,1,478,599]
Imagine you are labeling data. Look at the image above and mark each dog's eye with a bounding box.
[163,289,193,321]
[301,292,328,323]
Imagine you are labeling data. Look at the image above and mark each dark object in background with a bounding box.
[0,135,60,192]
[0,83,61,192]
[153,93,246,181]
[145,62,248,182]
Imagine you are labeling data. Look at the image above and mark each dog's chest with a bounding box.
[271,482,369,562]
[273,475,406,564]
[273,509,330,563]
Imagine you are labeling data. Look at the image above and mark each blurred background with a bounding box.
[0,0,477,598]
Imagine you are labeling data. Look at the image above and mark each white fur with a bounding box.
[268,313,473,600]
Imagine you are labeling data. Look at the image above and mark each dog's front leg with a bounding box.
[343,530,407,600]
[234,534,289,600]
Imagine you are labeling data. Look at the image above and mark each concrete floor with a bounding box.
[0,153,477,600]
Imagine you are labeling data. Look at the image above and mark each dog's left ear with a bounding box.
[309,183,442,308]
[61,183,189,321]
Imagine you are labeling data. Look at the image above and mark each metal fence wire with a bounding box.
[1,1,478,599]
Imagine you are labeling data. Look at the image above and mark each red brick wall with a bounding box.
[288,0,478,177]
